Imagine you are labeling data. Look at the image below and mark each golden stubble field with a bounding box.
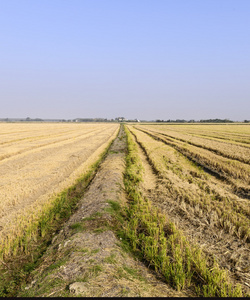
[128,123,250,245]
[0,123,119,255]
[126,123,250,294]
[0,122,249,297]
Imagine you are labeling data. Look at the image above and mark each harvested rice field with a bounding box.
[0,123,119,259]
[126,123,250,296]
[0,122,249,297]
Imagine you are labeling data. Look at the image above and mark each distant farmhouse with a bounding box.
[115,117,140,122]
[115,117,126,122]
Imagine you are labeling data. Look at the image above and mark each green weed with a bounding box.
[104,253,117,264]
[69,222,86,232]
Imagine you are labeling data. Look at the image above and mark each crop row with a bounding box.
[135,126,250,200]
[0,124,111,162]
[139,125,250,164]
[128,126,250,242]
[0,125,119,260]
[122,125,243,297]
[157,124,250,145]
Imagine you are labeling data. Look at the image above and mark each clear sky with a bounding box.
[0,0,249,120]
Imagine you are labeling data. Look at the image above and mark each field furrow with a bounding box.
[138,125,250,164]
[0,122,249,297]
[135,126,250,199]
[0,125,110,162]
[0,123,119,259]
[126,125,250,294]
[159,124,250,145]
[128,126,250,241]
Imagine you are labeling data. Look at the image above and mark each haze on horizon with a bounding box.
[0,0,249,121]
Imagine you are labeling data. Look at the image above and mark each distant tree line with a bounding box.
[74,118,110,122]
[1,118,249,123]
[199,119,234,123]
[24,117,44,122]
[156,119,239,123]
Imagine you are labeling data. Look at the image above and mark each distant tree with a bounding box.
[200,118,234,123]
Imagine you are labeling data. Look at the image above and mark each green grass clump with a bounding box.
[122,125,243,297]
[69,222,86,233]
[104,253,117,264]
[89,265,103,277]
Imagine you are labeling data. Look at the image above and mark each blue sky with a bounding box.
[0,0,249,120]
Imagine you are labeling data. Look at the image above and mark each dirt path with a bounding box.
[19,126,186,297]
[129,128,250,294]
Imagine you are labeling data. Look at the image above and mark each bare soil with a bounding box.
[18,126,187,297]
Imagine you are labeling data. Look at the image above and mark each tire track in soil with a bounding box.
[19,126,186,297]
[128,126,250,295]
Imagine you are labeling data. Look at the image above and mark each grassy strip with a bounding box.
[0,132,118,297]
[122,125,243,297]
